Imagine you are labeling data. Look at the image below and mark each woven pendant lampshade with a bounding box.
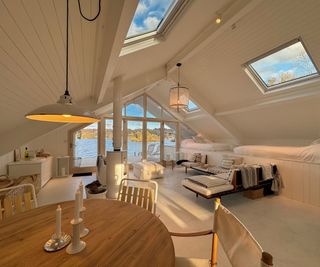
[169,63,189,111]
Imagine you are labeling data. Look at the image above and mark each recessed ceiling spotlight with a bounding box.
[215,15,222,24]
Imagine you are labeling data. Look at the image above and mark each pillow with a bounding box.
[214,170,233,183]
[192,153,202,163]
[220,159,234,169]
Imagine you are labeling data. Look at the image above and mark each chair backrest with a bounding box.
[117,178,158,214]
[211,198,273,267]
[0,184,38,221]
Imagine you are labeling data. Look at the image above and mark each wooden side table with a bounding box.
[162,160,175,170]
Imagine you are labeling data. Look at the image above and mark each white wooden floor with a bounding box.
[38,166,320,267]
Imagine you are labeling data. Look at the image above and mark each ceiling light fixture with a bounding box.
[169,63,189,112]
[215,15,222,24]
[25,0,101,123]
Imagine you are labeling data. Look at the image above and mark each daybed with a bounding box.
[233,143,320,207]
[132,161,164,180]
[182,164,275,199]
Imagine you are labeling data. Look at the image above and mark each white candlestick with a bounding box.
[79,181,84,209]
[74,190,80,222]
[55,205,61,238]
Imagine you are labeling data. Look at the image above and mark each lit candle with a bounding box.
[56,205,61,238]
[74,190,80,221]
[79,181,84,209]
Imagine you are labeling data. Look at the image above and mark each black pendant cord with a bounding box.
[64,0,101,97]
[65,0,70,96]
[78,0,101,21]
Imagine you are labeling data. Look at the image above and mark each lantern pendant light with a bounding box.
[25,0,100,123]
[169,63,189,112]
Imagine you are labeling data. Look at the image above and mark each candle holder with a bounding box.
[66,218,86,254]
[44,233,71,252]
[80,207,89,238]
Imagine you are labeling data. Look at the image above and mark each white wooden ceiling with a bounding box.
[1,0,320,154]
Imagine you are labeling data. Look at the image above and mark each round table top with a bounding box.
[0,199,175,267]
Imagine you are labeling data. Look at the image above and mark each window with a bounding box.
[244,39,319,93]
[125,95,144,117]
[127,0,177,39]
[123,0,188,53]
[185,100,199,112]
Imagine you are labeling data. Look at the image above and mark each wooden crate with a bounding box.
[243,188,264,199]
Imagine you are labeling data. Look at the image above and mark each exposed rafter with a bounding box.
[95,0,139,104]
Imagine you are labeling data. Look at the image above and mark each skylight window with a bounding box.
[185,100,199,112]
[244,39,319,93]
[127,0,176,39]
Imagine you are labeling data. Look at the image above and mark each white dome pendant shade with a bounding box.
[25,93,99,123]
[169,63,189,111]
[25,0,100,124]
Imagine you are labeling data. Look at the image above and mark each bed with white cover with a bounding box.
[232,143,320,207]
[132,161,164,180]
[234,144,320,163]
[180,138,233,152]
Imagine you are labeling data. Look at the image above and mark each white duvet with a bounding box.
[181,139,232,151]
[233,144,320,163]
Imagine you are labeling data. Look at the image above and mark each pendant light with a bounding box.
[169,63,189,112]
[25,0,100,123]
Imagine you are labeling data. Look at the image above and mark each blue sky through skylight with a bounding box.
[127,0,176,38]
[187,100,199,111]
[250,41,318,88]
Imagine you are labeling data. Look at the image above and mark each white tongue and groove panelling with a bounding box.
[181,0,320,144]
[0,0,105,135]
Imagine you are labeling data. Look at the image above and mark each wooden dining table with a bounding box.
[0,199,175,267]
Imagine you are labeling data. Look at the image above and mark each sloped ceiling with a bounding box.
[1,0,320,156]
[0,0,138,155]
[177,0,320,145]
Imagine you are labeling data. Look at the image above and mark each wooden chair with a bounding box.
[117,178,158,214]
[171,198,273,267]
[0,184,38,221]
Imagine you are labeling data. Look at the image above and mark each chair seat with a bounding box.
[175,257,210,267]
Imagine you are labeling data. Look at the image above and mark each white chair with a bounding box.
[171,198,273,267]
[0,183,38,221]
[117,178,158,214]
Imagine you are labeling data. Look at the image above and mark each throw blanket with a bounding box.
[185,176,228,188]
[261,165,273,180]
[239,166,258,189]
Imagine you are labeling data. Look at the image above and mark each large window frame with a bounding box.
[243,38,320,94]
[106,94,180,163]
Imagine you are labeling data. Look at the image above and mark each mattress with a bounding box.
[181,139,232,151]
[182,176,234,197]
[233,144,320,163]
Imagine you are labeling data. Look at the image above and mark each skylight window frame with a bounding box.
[243,38,320,94]
[183,100,200,113]
[124,0,189,47]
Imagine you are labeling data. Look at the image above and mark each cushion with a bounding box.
[181,162,201,168]
[192,153,202,163]
[220,159,234,169]
[182,178,234,197]
[185,175,229,188]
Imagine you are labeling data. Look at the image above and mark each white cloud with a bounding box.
[136,2,148,15]
[143,16,160,31]
[127,22,145,37]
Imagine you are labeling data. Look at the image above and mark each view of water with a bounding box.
[75,139,176,164]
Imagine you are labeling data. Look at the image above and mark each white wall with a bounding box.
[0,151,14,175]
[22,124,73,158]
[0,124,77,176]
